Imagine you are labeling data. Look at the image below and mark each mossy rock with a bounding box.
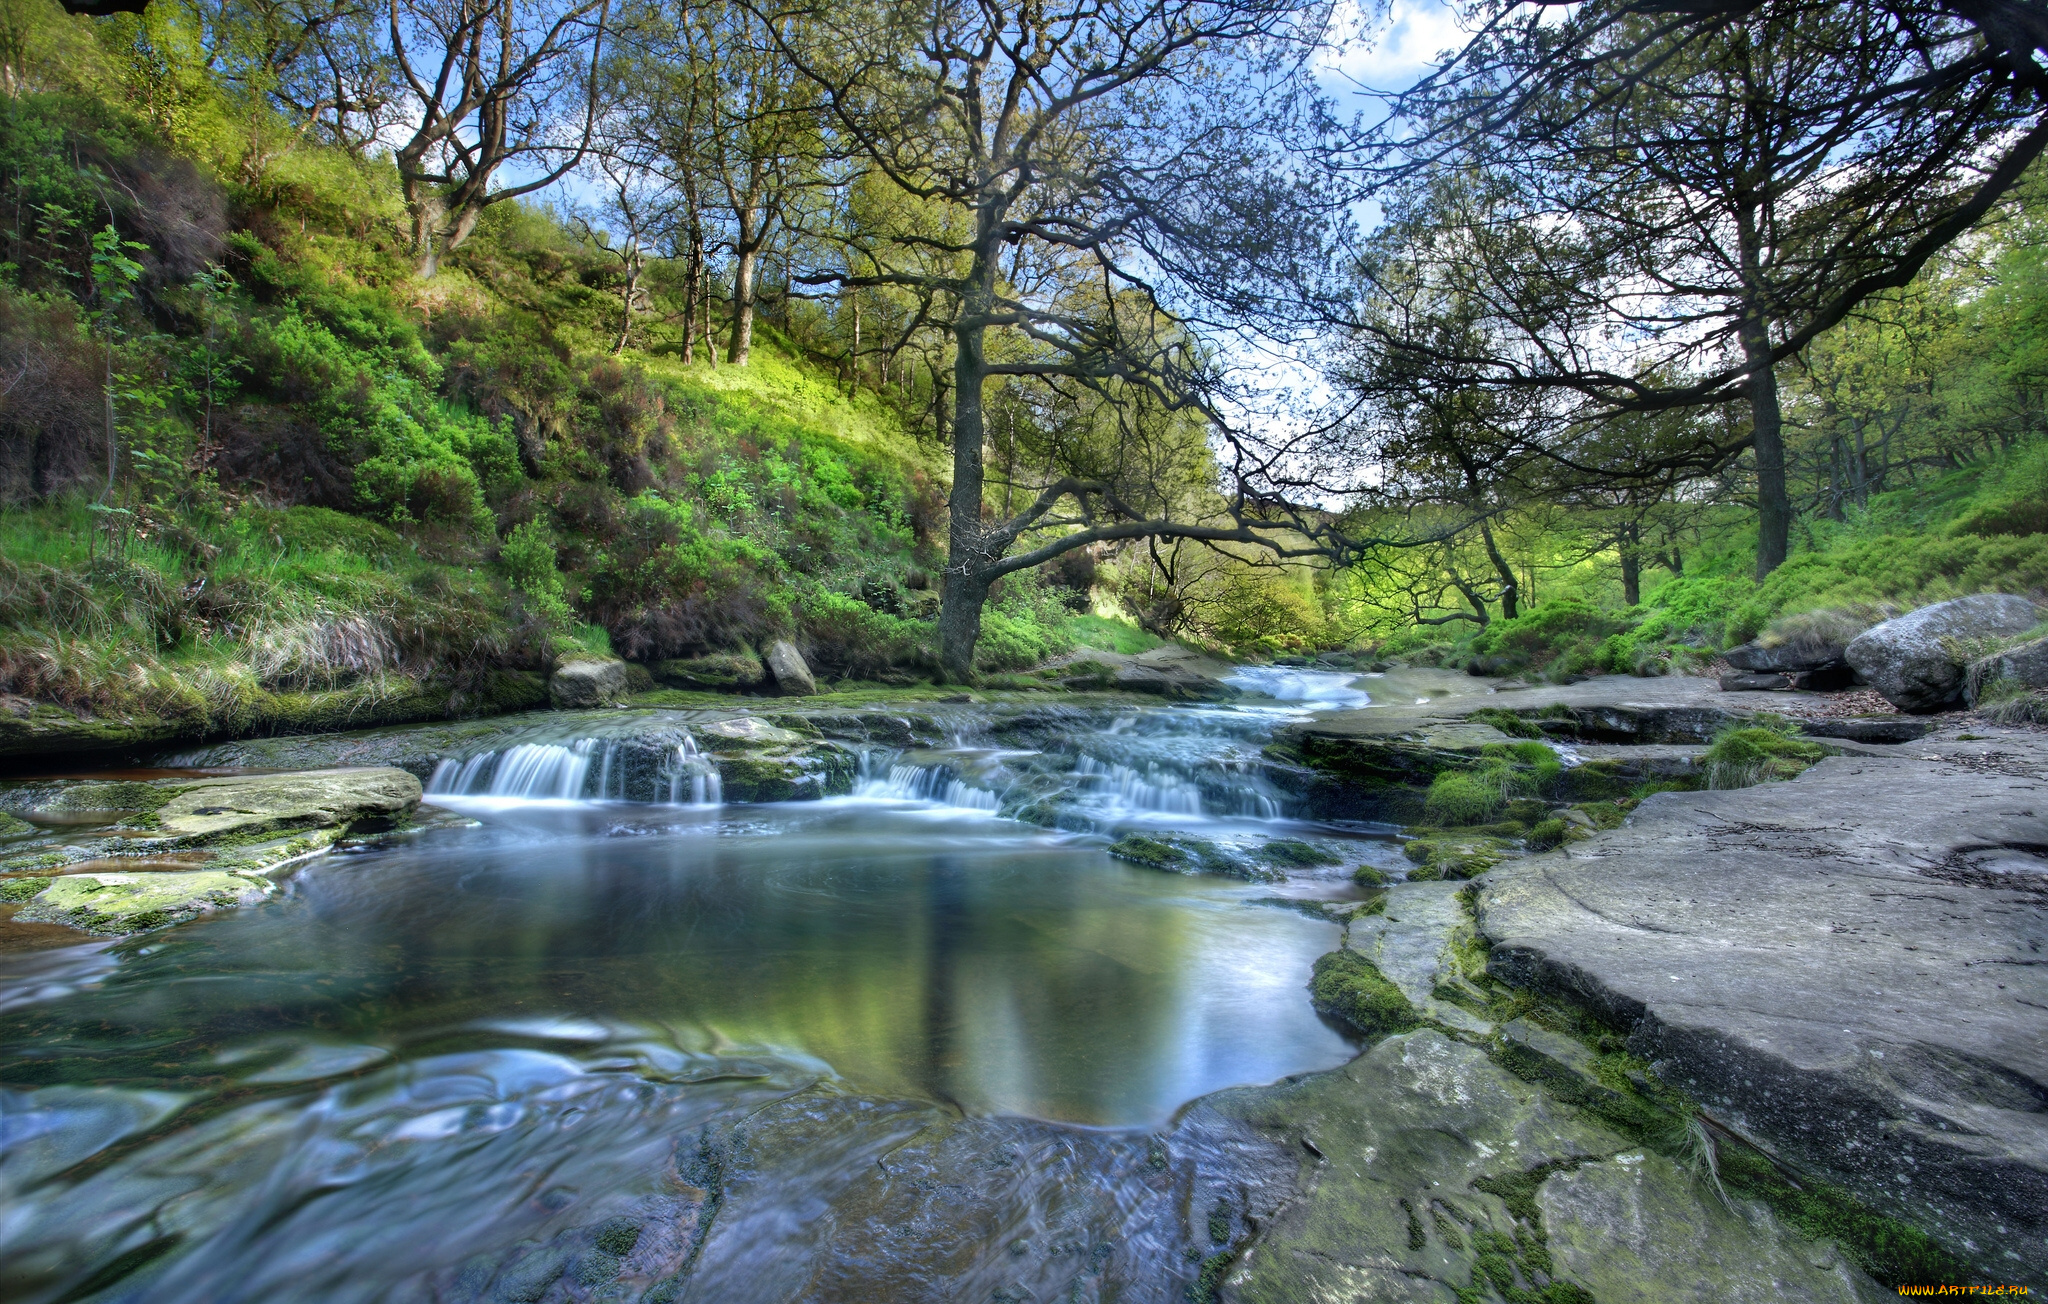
[653,653,767,693]
[15,870,273,935]
[713,746,854,802]
[1106,834,1281,882]
[1702,725,1830,788]
[1,874,53,901]
[0,811,39,837]
[1257,838,1342,869]
[1,780,174,818]
[1403,835,1517,880]
[1309,949,1420,1036]
[1525,818,1570,851]
[1351,864,1389,887]
[150,768,423,843]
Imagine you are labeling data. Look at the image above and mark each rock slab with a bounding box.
[763,641,818,696]
[1477,734,2048,1279]
[1844,594,2040,712]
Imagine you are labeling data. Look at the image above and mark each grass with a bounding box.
[1702,720,1829,789]
[1066,614,1164,655]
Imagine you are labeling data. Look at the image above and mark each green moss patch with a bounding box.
[1310,949,1420,1036]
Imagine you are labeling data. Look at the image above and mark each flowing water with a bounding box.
[0,670,1429,1304]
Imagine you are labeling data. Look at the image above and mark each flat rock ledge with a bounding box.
[1475,729,2048,1280]
[1,767,422,935]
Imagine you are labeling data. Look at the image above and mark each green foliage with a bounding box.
[1066,613,1163,655]
[1702,721,1828,790]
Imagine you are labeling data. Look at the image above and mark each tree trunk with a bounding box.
[680,241,700,366]
[410,190,447,278]
[728,245,757,364]
[1618,522,1642,606]
[1479,520,1518,620]
[937,253,995,683]
[1735,229,1791,573]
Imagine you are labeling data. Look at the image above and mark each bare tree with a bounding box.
[386,0,610,275]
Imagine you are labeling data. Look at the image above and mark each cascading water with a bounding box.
[664,735,723,806]
[427,740,601,800]
[1073,753,1205,817]
[852,752,1002,812]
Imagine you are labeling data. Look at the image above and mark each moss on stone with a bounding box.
[0,811,36,837]
[1310,949,1420,1036]
[1257,838,1340,868]
[1526,819,1569,851]
[1468,708,1547,740]
[1351,863,1388,887]
[1,874,53,901]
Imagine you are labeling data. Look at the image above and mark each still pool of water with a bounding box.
[0,784,1369,1302]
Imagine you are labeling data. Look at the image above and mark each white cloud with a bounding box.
[1317,0,1470,92]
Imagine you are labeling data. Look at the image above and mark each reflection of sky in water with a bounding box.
[2,802,1352,1128]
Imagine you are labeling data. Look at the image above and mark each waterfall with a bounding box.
[1073,754,1204,816]
[664,735,723,806]
[428,740,602,800]
[853,753,1001,812]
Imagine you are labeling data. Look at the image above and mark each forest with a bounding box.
[0,0,2044,724]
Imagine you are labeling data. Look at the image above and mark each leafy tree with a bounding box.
[750,0,1356,679]
[1353,0,2048,577]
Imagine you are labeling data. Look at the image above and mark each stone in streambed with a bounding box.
[1844,594,2040,712]
[149,768,422,841]
[1195,1030,1878,1304]
[548,657,629,709]
[696,716,804,748]
[15,870,273,935]
[764,640,818,696]
[1476,741,2048,1280]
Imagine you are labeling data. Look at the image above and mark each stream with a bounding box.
[0,669,1472,1304]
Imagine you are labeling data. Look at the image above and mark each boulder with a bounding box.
[652,652,767,693]
[15,870,274,935]
[1723,637,1846,674]
[695,716,805,748]
[1718,671,1792,692]
[763,640,818,696]
[548,657,630,709]
[1844,594,2040,712]
[150,768,422,841]
[1966,634,2048,706]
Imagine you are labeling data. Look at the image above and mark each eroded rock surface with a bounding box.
[1477,730,2048,1279]
[0,767,423,935]
[1201,1031,1880,1304]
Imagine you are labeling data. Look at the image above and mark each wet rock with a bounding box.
[651,652,767,694]
[1107,834,1280,881]
[1402,834,1516,881]
[1346,880,1493,1033]
[15,869,273,934]
[1539,1153,1890,1304]
[695,716,804,749]
[764,641,818,696]
[1844,594,2040,712]
[713,744,853,802]
[1966,634,2048,706]
[150,768,422,842]
[549,658,630,709]
[1477,736,2048,1280]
